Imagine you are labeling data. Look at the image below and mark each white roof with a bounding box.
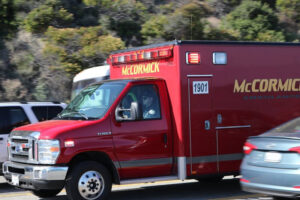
[73,65,110,83]
[0,102,67,107]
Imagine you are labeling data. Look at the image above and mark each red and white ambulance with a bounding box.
[3,40,300,200]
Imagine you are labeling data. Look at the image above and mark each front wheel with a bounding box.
[65,161,112,200]
[31,189,62,198]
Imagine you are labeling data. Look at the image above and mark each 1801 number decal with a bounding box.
[193,81,209,94]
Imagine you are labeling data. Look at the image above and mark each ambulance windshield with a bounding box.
[58,82,125,120]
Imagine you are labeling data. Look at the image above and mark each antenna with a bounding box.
[190,15,193,40]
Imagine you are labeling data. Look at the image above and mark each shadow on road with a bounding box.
[0,182,25,194]
[35,178,248,200]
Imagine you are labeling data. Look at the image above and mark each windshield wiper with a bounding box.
[58,111,89,120]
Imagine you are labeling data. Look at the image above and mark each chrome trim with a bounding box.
[216,130,220,172]
[177,157,186,180]
[187,78,193,174]
[187,74,213,77]
[8,131,41,164]
[3,161,68,181]
[113,161,121,169]
[215,125,251,130]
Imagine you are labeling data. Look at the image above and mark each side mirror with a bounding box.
[115,102,142,122]
[130,102,142,120]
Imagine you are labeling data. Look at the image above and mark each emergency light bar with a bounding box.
[111,47,173,65]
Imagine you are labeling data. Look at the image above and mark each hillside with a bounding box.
[0,0,299,101]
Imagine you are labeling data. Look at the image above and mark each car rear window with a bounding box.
[0,107,30,134]
[31,106,63,121]
[262,117,300,137]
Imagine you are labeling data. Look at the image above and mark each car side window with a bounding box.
[140,85,161,120]
[119,84,161,120]
[31,106,63,121]
[0,107,30,134]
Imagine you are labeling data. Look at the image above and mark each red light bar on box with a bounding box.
[186,52,201,64]
[158,49,172,57]
[111,46,173,65]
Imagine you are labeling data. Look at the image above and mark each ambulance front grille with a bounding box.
[9,137,37,164]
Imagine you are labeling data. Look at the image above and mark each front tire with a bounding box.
[65,161,112,200]
[31,189,62,198]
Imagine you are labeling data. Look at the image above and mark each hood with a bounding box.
[13,119,98,139]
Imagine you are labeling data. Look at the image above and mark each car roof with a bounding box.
[0,102,66,106]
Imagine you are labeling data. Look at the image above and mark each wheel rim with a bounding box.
[78,170,105,200]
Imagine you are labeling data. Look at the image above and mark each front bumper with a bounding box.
[2,161,68,190]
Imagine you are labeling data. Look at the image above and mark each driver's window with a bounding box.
[119,89,138,119]
[119,84,161,120]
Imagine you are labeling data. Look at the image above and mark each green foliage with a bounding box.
[2,0,300,102]
[277,0,300,23]
[33,81,48,101]
[223,0,284,41]
[101,0,148,45]
[0,0,17,38]
[141,15,168,41]
[141,2,211,42]
[44,26,124,75]
[24,0,73,33]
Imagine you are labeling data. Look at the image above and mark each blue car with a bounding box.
[241,117,300,200]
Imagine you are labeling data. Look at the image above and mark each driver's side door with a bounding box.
[111,82,173,179]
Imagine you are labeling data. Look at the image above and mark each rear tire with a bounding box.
[65,161,112,200]
[31,189,62,198]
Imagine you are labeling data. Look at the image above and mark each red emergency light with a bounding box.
[186,52,201,64]
[111,47,173,65]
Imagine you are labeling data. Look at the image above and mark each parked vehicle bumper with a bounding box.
[241,162,300,198]
[2,161,68,190]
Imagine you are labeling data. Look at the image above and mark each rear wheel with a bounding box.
[65,161,112,200]
[31,189,62,198]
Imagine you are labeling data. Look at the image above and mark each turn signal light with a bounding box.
[64,140,75,147]
[243,142,257,155]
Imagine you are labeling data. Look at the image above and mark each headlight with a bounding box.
[38,140,60,164]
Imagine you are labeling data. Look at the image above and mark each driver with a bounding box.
[142,89,159,119]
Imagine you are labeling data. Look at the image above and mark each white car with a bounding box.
[0,102,67,171]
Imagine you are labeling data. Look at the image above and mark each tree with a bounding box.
[99,0,148,46]
[222,0,285,41]
[141,1,211,42]
[277,0,300,23]
[24,0,73,33]
[44,26,124,75]
[0,0,16,38]
[205,0,241,17]
[141,15,168,43]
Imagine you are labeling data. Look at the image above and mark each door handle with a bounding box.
[205,120,210,130]
[163,134,168,148]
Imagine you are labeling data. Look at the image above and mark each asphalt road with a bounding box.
[0,176,273,200]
